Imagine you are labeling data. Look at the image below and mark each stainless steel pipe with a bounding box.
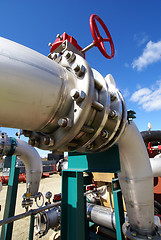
[14,139,42,196]
[150,156,161,177]
[0,37,74,132]
[0,37,126,153]
[118,122,155,236]
[0,132,42,196]
[87,203,115,231]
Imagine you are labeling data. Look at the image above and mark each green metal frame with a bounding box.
[61,144,124,240]
[1,156,20,240]
[112,178,125,240]
[29,214,35,240]
[0,155,35,240]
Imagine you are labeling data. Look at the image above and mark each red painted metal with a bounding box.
[42,172,50,178]
[0,173,26,185]
[90,14,115,59]
[53,193,61,202]
[86,184,95,191]
[148,142,161,153]
[148,142,153,153]
[50,32,83,53]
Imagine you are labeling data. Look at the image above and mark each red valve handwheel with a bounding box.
[148,142,153,154]
[90,14,115,59]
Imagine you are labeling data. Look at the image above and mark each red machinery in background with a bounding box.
[141,130,161,214]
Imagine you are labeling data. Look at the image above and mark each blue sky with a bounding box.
[0,1,161,156]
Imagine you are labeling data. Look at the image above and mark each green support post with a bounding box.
[61,170,87,240]
[1,155,20,240]
[112,178,125,240]
[29,214,35,240]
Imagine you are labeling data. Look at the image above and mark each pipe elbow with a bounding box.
[14,139,42,197]
[118,121,155,236]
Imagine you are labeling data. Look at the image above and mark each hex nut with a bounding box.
[73,64,85,77]
[101,129,108,139]
[28,138,35,146]
[109,110,118,120]
[70,89,85,103]
[110,92,117,101]
[86,144,94,150]
[64,51,76,63]
[51,53,58,60]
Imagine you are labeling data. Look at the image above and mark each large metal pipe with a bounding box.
[0,37,73,132]
[118,122,155,237]
[0,37,126,153]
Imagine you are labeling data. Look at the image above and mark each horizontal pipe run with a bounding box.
[0,201,61,227]
[141,131,161,145]
[87,203,116,231]
[150,157,161,177]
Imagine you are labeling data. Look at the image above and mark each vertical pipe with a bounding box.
[118,122,155,235]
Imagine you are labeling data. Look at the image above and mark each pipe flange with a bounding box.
[123,223,161,240]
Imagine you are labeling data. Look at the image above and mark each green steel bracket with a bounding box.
[68,144,120,173]
[112,178,125,240]
[1,155,20,240]
[61,144,124,240]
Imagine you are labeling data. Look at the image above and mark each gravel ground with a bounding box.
[0,174,61,240]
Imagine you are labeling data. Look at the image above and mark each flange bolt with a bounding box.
[70,89,85,103]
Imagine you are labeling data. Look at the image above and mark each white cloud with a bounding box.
[132,40,161,71]
[134,32,149,46]
[130,80,161,111]
[124,63,129,68]
[123,88,130,98]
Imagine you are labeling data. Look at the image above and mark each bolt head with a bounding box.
[86,144,94,150]
[70,89,85,102]
[58,118,72,128]
[58,118,67,127]
[64,51,76,63]
[110,92,116,101]
[70,89,79,99]
[64,51,71,59]
[28,138,35,146]
[43,137,50,145]
[101,129,108,139]
[73,64,85,77]
[109,110,118,120]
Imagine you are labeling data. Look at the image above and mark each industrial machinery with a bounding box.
[0,14,161,239]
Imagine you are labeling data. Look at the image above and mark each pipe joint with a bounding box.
[123,223,161,240]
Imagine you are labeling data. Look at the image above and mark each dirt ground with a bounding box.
[0,174,62,240]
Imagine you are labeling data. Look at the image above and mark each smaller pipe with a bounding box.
[0,201,61,226]
[87,203,116,231]
[14,139,42,196]
[150,157,161,177]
